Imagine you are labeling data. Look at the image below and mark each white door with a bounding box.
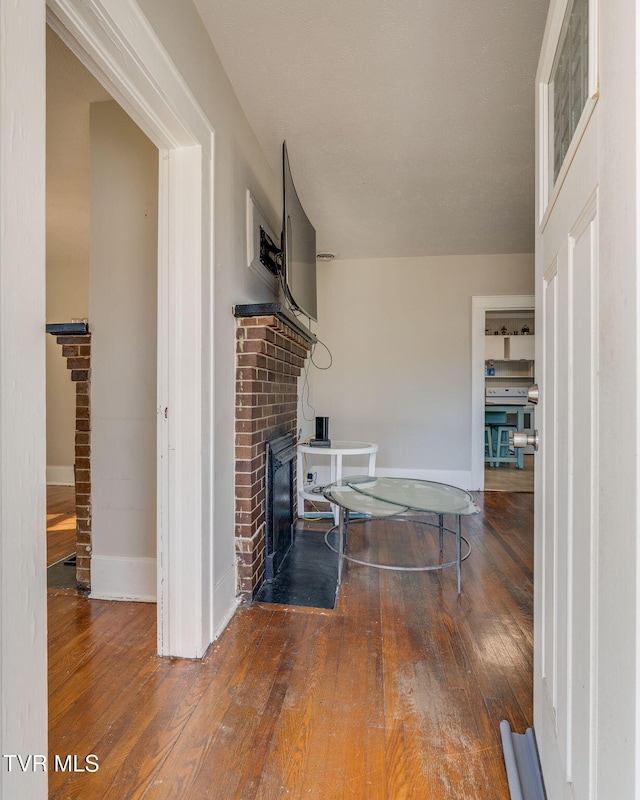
[534,0,599,796]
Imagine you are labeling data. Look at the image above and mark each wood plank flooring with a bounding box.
[47,485,76,566]
[48,491,533,799]
[484,455,534,492]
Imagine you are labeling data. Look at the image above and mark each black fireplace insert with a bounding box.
[265,433,296,581]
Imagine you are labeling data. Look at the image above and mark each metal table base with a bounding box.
[325,509,472,594]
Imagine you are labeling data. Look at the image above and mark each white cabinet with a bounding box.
[507,335,535,360]
[485,335,535,361]
[485,336,506,360]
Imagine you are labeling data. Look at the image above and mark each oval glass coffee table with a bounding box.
[322,476,479,594]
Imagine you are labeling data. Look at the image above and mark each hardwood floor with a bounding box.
[47,485,76,566]
[484,455,534,493]
[48,491,533,799]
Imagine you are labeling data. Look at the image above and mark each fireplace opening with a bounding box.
[265,433,296,581]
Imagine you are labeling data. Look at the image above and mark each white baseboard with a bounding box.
[375,467,476,491]
[212,565,238,642]
[47,465,75,485]
[90,555,157,602]
[311,464,477,492]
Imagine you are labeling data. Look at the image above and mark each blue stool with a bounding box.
[485,412,507,468]
[484,426,494,465]
[485,411,507,426]
[494,426,517,466]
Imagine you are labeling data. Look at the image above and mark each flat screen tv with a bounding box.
[281,142,317,322]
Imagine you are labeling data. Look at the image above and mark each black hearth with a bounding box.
[265,433,296,581]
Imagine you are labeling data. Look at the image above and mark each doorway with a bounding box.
[46,29,159,598]
[47,0,216,657]
[483,309,535,491]
[471,294,535,491]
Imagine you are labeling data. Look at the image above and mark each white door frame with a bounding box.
[48,0,215,658]
[471,294,535,489]
[0,3,48,796]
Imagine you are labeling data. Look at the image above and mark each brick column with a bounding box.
[54,333,92,593]
[235,316,313,600]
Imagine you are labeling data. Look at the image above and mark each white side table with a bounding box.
[297,440,378,524]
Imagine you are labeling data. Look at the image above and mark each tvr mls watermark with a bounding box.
[3,754,99,773]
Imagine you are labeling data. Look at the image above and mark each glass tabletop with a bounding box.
[323,475,479,516]
[322,480,410,518]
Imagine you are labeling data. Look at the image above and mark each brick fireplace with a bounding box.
[234,305,315,601]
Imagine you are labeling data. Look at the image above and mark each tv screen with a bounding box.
[282,142,317,322]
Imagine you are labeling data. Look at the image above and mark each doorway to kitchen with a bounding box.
[471,295,535,491]
[484,309,535,491]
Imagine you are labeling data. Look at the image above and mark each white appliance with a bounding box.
[485,386,529,405]
[485,386,536,453]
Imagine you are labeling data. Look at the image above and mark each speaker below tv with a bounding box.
[310,416,330,447]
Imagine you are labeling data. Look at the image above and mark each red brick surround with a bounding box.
[54,334,92,593]
[235,315,313,600]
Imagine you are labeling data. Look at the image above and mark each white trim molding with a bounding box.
[0,2,48,795]
[376,467,475,491]
[48,0,215,658]
[47,0,212,155]
[312,464,475,493]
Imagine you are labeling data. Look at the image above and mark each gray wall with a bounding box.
[311,253,534,486]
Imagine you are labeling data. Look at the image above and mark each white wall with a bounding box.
[312,254,534,487]
[45,30,110,482]
[89,100,158,601]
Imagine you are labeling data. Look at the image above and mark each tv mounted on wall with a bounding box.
[260,142,318,322]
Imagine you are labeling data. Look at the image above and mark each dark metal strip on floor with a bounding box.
[500,721,547,800]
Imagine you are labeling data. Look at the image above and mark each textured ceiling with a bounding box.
[194,0,549,258]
